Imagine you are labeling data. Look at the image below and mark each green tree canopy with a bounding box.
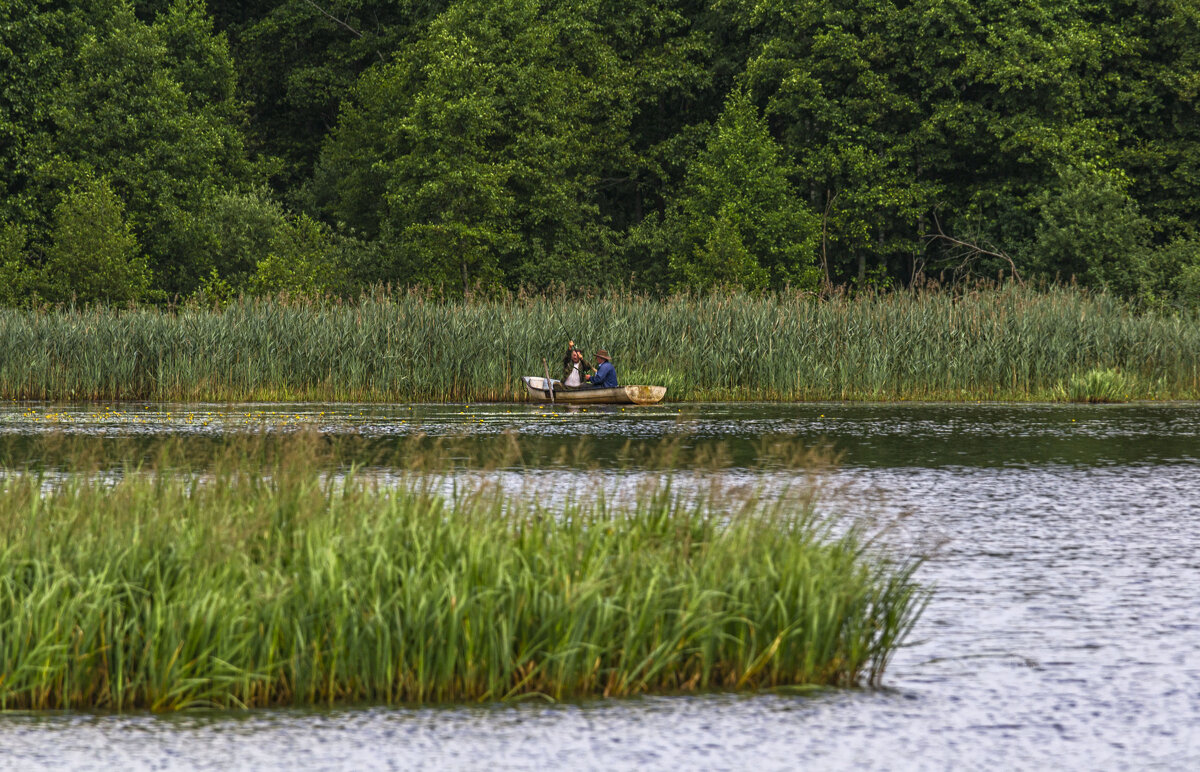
[655,89,820,292]
[40,174,152,304]
[314,0,643,292]
[5,0,1200,306]
[2,0,260,296]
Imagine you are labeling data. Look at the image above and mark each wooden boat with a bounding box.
[521,376,666,405]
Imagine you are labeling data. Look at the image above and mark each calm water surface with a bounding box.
[1,402,1198,770]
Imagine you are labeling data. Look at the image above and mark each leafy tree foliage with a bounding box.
[314,0,644,292]
[0,1,91,226]
[1102,0,1200,240]
[1,0,258,296]
[50,0,256,293]
[199,188,290,287]
[250,212,346,295]
[2,0,1200,306]
[40,174,152,304]
[1143,235,1200,310]
[0,224,34,306]
[208,1,450,195]
[653,89,819,291]
[1031,164,1151,298]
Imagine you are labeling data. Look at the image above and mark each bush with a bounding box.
[1142,236,1200,311]
[199,188,290,287]
[0,223,33,306]
[250,213,345,295]
[1053,368,1132,403]
[1179,262,1200,311]
[38,175,152,304]
[1032,164,1151,298]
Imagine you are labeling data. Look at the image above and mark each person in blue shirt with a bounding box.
[588,349,618,388]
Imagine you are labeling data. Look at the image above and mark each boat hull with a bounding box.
[521,377,666,405]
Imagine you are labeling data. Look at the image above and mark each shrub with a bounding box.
[1054,367,1132,403]
[0,222,33,306]
[39,174,152,304]
[250,213,344,295]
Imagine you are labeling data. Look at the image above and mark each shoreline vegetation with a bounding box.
[0,435,925,711]
[0,285,1196,403]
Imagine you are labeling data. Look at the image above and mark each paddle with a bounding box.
[542,358,554,403]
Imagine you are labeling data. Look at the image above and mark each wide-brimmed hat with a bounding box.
[594,349,611,361]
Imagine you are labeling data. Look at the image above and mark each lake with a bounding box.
[1,402,1198,770]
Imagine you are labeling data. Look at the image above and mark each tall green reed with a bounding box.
[0,284,1192,401]
[0,434,925,710]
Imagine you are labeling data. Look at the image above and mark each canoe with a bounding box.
[521,376,666,405]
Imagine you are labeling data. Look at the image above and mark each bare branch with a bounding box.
[922,210,1024,284]
[304,1,386,62]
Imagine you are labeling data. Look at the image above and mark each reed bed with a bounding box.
[0,435,925,711]
[0,284,1195,402]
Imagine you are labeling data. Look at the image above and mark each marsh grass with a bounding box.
[0,284,1195,402]
[1053,368,1133,403]
[0,433,925,711]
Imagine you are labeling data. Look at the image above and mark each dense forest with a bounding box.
[2,0,1199,307]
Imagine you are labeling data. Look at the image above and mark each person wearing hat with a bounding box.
[587,349,618,388]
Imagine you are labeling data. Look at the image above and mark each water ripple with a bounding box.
[1,403,1198,769]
